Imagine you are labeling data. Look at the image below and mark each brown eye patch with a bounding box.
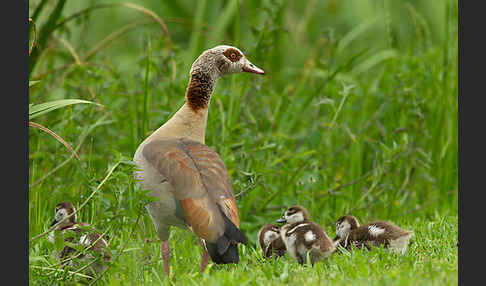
[223,48,242,62]
[287,208,297,215]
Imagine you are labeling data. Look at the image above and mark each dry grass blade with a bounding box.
[120,2,172,48]
[57,37,83,66]
[83,19,150,61]
[29,18,37,56]
[30,116,113,188]
[52,3,115,31]
[29,121,80,160]
[87,86,109,116]
[52,2,173,51]
[119,2,176,81]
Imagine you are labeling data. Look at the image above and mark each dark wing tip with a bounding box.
[216,236,230,255]
[206,241,240,264]
[220,208,248,245]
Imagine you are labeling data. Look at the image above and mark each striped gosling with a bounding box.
[49,202,111,274]
[257,224,286,259]
[334,215,413,254]
[277,206,335,265]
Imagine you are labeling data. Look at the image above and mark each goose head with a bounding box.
[334,215,360,240]
[50,202,77,227]
[190,45,264,78]
[276,205,309,224]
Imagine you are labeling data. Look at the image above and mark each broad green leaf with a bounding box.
[29,99,100,120]
[29,80,40,87]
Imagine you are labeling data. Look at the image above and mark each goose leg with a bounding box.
[199,239,210,273]
[161,240,171,275]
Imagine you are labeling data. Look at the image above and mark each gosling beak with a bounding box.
[50,219,58,227]
[242,59,264,74]
[276,216,287,223]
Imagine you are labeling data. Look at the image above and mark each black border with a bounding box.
[459,0,484,284]
[4,0,29,284]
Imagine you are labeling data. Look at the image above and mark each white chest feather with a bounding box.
[281,227,297,259]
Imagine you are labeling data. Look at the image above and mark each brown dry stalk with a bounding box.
[83,19,150,61]
[29,121,80,160]
[29,18,37,56]
[87,86,109,116]
[49,20,151,93]
[57,37,83,66]
[120,2,172,47]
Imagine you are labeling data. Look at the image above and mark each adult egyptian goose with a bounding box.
[132,45,264,274]
[333,215,413,254]
[257,224,286,259]
[48,202,111,274]
[276,206,335,265]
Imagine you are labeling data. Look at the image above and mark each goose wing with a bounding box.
[142,138,244,244]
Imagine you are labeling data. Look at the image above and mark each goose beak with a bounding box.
[276,216,287,223]
[242,59,264,74]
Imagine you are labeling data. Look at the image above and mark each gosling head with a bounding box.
[50,202,77,227]
[276,205,309,224]
[191,45,264,77]
[334,215,360,240]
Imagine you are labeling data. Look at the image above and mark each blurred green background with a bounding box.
[29,0,457,284]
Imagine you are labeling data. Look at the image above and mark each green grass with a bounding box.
[29,0,457,285]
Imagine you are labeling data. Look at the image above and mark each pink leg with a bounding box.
[161,240,171,275]
[199,239,210,273]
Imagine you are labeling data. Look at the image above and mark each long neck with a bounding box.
[186,71,215,112]
[148,67,219,144]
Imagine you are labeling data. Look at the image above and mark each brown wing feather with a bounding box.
[220,197,239,227]
[182,141,240,227]
[179,198,213,239]
[142,138,240,242]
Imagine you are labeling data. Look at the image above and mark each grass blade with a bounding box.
[29,99,100,120]
[337,16,380,54]
[351,49,398,74]
[29,121,80,160]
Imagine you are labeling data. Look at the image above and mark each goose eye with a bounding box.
[223,48,242,62]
